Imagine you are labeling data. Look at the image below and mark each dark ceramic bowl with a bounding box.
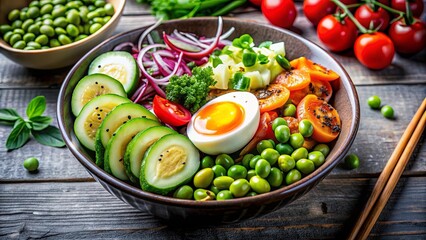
[57,17,360,224]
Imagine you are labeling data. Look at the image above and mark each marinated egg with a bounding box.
[187,92,260,155]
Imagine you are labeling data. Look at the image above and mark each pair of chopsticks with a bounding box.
[348,98,426,240]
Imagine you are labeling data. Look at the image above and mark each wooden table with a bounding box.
[1,1,425,239]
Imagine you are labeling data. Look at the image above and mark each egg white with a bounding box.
[187,92,260,155]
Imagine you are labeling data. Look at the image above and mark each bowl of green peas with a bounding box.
[0,0,125,69]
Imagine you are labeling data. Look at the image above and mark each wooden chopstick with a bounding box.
[348,98,426,240]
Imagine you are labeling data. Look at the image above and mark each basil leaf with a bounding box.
[26,96,46,118]
[6,119,30,150]
[29,116,53,131]
[32,126,65,148]
[0,108,21,122]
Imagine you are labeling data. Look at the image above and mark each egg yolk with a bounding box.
[194,101,245,135]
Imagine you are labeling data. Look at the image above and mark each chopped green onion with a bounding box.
[275,54,291,70]
[211,56,223,68]
[230,72,250,91]
[258,53,269,65]
[243,52,257,67]
[232,34,254,49]
[259,41,272,48]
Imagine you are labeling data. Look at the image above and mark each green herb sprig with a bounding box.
[0,96,65,150]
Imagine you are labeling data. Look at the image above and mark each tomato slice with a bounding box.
[273,69,311,91]
[253,83,290,113]
[297,94,341,142]
[292,57,340,81]
[153,95,191,127]
[283,116,299,134]
[290,79,333,105]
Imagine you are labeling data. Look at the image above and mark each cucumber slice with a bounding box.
[140,134,200,195]
[124,126,176,183]
[95,102,158,168]
[104,118,161,181]
[74,94,131,151]
[71,73,127,116]
[88,51,139,95]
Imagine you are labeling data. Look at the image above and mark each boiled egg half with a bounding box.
[187,92,260,155]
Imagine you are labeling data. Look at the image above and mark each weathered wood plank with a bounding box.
[0,85,425,181]
[0,177,425,239]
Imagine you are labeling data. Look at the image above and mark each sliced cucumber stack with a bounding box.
[88,51,139,95]
[104,118,161,181]
[71,73,127,116]
[124,126,176,184]
[74,94,131,151]
[140,134,200,195]
[95,102,158,168]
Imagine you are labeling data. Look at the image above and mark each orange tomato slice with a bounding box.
[253,83,290,113]
[273,69,311,91]
[290,79,333,105]
[297,94,341,143]
[292,57,340,82]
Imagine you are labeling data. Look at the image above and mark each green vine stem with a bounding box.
[332,0,371,33]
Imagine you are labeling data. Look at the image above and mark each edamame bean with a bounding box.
[24,46,36,50]
[249,155,262,169]
[95,0,106,7]
[58,34,72,45]
[27,7,41,19]
[49,38,61,46]
[308,151,325,167]
[278,155,295,172]
[43,18,54,26]
[173,185,193,200]
[291,147,308,161]
[249,176,270,194]
[103,16,111,24]
[3,32,14,42]
[92,17,104,24]
[285,169,302,185]
[215,154,234,169]
[12,20,23,29]
[275,143,293,155]
[66,24,79,37]
[23,157,39,171]
[22,19,34,31]
[53,17,68,27]
[104,3,115,16]
[283,104,296,116]
[89,22,102,34]
[211,165,226,178]
[40,25,55,37]
[67,11,81,25]
[9,34,22,46]
[210,185,220,195]
[289,133,304,149]
[87,11,99,20]
[55,27,67,35]
[28,24,40,35]
[0,25,12,34]
[275,125,290,143]
[256,140,274,154]
[13,40,26,49]
[194,189,215,201]
[213,176,234,190]
[29,1,40,7]
[75,34,88,42]
[246,169,256,180]
[229,179,251,197]
[52,6,66,18]
[313,144,330,157]
[227,165,247,180]
[193,168,214,188]
[20,11,29,21]
[242,154,254,169]
[255,159,271,178]
[13,28,25,35]
[299,119,313,137]
[272,117,287,131]
[261,148,280,165]
[296,159,315,175]
[8,10,21,22]
[217,190,234,200]
[95,8,107,17]
[40,4,53,15]
[27,41,42,49]
[35,34,48,45]
[246,192,257,197]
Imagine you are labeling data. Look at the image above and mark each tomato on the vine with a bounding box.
[317,15,358,52]
[261,0,297,29]
[303,0,337,26]
[153,95,191,127]
[391,0,424,18]
[389,19,426,54]
[249,0,263,7]
[354,32,395,69]
[354,4,390,31]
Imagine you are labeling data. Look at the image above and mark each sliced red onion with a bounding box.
[152,52,172,76]
[173,30,210,49]
[113,42,137,51]
[200,27,235,43]
[138,18,163,51]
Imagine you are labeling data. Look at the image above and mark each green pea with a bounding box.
[308,151,325,167]
[95,0,106,7]
[285,169,302,185]
[212,165,227,178]
[35,34,49,45]
[66,24,79,37]
[313,144,330,157]
[92,17,104,24]
[249,176,271,194]
[255,159,271,178]
[201,156,214,168]
[104,3,115,16]
[227,165,247,180]
[213,176,234,190]
[24,46,36,50]
[29,1,40,7]
[299,119,314,137]
[53,17,68,28]
[249,155,262,169]
[278,155,295,172]
[289,133,304,149]
[67,11,81,25]
[242,154,254,169]
[13,28,25,35]
[381,105,394,119]
[8,9,20,22]
[246,192,257,197]
[217,190,234,200]
[12,40,26,49]
[246,169,256,180]
[291,147,308,161]
[256,140,275,154]
[229,179,251,197]
[261,148,280,165]
[0,24,12,34]
[42,13,52,20]
[27,24,40,35]
[344,153,359,169]
[58,34,72,45]
[275,143,293,155]
[283,104,297,117]
[209,185,220,195]
[296,159,315,175]
[20,11,28,21]
[9,34,22,46]
[275,125,290,143]
[22,19,34,32]
[3,32,14,43]
[194,189,215,201]
[27,41,42,49]
[215,154,234,169]
[267,167,283,187]
[193,168,214,188]
[89,22,102,34]
[272,117,287,131]
[173,185,193,200]
[11,20,23,29]
[367,95,381,109]
[52,6,66,18]
[23,157,39,171]
[40,25,55,37]
[40,4,53,15]
[87,11,100,20]
[55,27,67,35]
[27,7,41,19]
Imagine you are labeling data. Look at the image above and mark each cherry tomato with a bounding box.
[261,0,297,29]
[254,83,290,113]
[249,0,263,7]
[391,0,424,18]
[297,94,341,143]
[273,69,311,91]
[303,0,337,26]
[354,32,395,69]
[354,4,390,31]
[290,79,333,105]
[153,95,191,127]
[389,19,426,54]
[317,15,358,52]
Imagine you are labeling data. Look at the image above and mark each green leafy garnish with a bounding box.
[233,34,254,49]
[1,96,65,150]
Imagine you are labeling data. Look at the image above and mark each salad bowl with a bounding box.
[57,17,360,223]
